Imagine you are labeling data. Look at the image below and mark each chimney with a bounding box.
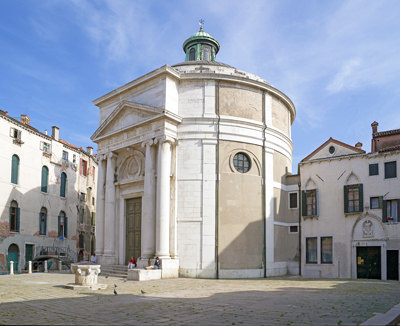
[44,129,48,135]
[86,146,93,155]
[52,126,59,141]
[0,110,8,116]
[20,114,30,125]
[371,121,379,134]
[355,142,363,149]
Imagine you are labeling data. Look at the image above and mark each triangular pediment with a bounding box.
[91,101,164,141]
[302,137,366,162]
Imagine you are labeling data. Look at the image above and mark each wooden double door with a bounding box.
[126,198,142,264]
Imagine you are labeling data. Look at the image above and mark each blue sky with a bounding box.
[1,0,399,169]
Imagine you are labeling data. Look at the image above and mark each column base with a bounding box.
[160,258,179,279]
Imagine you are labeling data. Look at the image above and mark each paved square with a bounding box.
[0,273,399,325]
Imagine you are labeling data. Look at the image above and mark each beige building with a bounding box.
[0,110,97,272]
[300,122,400,280]
[92,27,300,278]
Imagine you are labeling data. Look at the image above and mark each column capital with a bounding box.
[106,152,118,160]
[154,136,176,145]
[95,154,106,163]
[141,139,154,148]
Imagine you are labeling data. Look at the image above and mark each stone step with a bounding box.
[100,265,128,278]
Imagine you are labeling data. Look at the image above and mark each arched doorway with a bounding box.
[8,244,19,272]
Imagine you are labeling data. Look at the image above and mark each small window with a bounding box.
[370,196,382,209]
[80,159,88,176]
[321,237,333,264]
[92,197,95,206]
[189,48,196,61]
[11,154,19,184]
[302,190,317,216]
[9,200,20,232]
[203,47,211,61]
[233,152,251,173]
[369,163,379,176]
[383,199,399,223]
[289,192,298,209]
[58,211,68,238]
[80,192,86,202]
[60,172,67,197]
[329,146,335,154]
[289,225,298,233]
[306,237,317,264]
[62,150,69,161]
[344,184,363,213]
[39,207,47,235]
[73,154,76,163]
[385,161,397,179]
[41,141,51,154]
[10,127,21,140]
[41,166,49,193]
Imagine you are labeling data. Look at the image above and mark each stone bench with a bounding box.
[127,268,162,281]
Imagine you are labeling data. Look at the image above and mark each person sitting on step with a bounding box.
[128,256,136,269]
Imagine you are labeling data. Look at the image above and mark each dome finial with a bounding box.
[199,19,204,32]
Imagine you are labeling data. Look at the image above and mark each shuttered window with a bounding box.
[60,172,67,198]
[41,166,48,193]
[9,201,20,232]
[58,211,68,238]
[385,161,397,179]
[11,155,19,184]
[39,207,47,235]
[302,190,318,216]
[344,184,363,213]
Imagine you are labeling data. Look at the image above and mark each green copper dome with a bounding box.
[183,27,220,62]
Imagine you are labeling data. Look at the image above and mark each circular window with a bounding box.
[329,146,335,154]
[233,152,251,173]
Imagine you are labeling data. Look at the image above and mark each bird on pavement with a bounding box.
[141,289,146,295]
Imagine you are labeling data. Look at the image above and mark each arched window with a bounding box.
[9,200,20,232]
[41,166,49,193]
[39,207,47,235]
[58,211,68,238]
[203,47,210,61]
[60,172,67,198]
[189,48,196,61]
[11,155,19,184]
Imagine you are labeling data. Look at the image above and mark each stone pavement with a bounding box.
[1,273,400,325]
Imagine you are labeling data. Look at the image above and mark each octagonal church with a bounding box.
[91,27,299,278]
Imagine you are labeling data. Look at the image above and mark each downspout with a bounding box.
[215,81,220,279]
[298,165,302,276]
[262,91,267,278]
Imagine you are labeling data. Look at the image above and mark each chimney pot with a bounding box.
[20,114,30,125]
[355,142,363,149]
[86,146,93,155]
[52,126,59,141]
[371,121,379,134]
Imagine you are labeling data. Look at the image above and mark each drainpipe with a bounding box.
[215,81,220,279]
[262,92,267,278]
[298,180,302,276]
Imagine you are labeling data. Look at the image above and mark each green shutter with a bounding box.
[379,196,383,209]
[11,155,19,184]
[314,190,318,216]
[64,217,68,238]
[16,208,20,232]
[60,173,66,197]
[382,200,387,222]
[9,206,12,231]
[302,191,307,216]
[359,184,363,212]
[58,216,62,237]
[41,167,48,193]
[44,214,47,235]
[344,185,349,213]
[39,213,42,235]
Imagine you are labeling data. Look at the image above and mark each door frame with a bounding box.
[351,240,387,280]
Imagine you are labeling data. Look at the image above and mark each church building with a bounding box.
[91,27,299,278]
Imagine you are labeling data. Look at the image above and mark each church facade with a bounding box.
[91,28,299,278]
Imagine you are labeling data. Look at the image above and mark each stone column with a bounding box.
[28,261,32,274]
[104,152,117,263]
[95,155,106,259]
[141,139,157,258]
[10,261,14,275]
[155,136,174,258]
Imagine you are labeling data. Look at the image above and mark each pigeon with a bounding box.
[114,284,117,288]
[141,289,146,295]
[114,288,118,295]
[105,274,109,279]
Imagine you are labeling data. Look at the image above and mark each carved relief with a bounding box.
[362,220,374,238]
[118,150,145,181]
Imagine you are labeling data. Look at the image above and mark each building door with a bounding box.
[387,250,399,281]
[126,198,142,264]
[25,244,34,264]
[8,244,19,272]
[357,246,381,279]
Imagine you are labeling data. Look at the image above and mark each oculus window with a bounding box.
[233,152,251,173]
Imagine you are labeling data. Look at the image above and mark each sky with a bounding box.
[1,0,399,169]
